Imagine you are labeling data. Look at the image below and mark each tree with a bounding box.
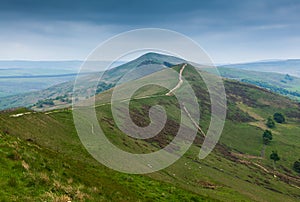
[261,130,273,157]
[273,112,285,123]
[270,150,280,169]
[266,116,275,128]
[293,159,300,173]
[262,130,273,145]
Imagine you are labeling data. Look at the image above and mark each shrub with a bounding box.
[262,130,273,145]
[273,112,285,123]
[270,150,280,169]
[266,116,275,128]
[293,160,300,173]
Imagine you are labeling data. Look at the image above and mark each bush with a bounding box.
[270,151,280,169]
[266,116,275,128]
[293,160,300,173]
[36,99,55,107]
[273,112,285,123]
[43,99,55,106]
[263,130,273,145]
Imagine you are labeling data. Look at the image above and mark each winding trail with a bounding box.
[93,63,188,108]
[166,63,187,96]
[182,103,206,137]
[10,63,207,137]
[165,63,206,137]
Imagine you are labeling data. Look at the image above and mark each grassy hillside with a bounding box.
[0,64,300,201]
[221,59,300,77]
[0,113,212,201]
[204,67,300,101]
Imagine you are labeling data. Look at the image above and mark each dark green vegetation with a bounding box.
[273,112,286,123]
[294,160,300,173]
[35,99,55,108]
[1,61,300,201]
[270,151,281,169]
[262,130,273,145]
[266,117,275,128]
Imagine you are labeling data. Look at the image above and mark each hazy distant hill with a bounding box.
[0,61,82,97]
[221,59,300,77]
[205,67,300,100]
[0,53,185,110]
[0,60,127,98]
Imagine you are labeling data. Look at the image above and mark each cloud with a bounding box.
[0,0,300,62]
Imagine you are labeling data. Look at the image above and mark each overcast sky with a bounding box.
[1,0,300,63]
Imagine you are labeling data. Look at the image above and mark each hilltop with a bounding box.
[0,52,185,110]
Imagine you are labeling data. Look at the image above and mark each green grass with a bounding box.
[0,129,212,201]
[1,64,300,201]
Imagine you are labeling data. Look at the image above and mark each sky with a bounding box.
[1,0,300,63]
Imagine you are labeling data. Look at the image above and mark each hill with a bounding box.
[221,59,300,77]
[0,53,185,110]
[204,67,300,101]
[0,60,83,98]
[0,122,209,201]
[2,53,300,111]
[1,63,300,201]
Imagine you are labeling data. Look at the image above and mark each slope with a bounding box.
[0,127,211,201]
[221,59,300,77]
[203,67,300,101]
[1,63,300,201]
